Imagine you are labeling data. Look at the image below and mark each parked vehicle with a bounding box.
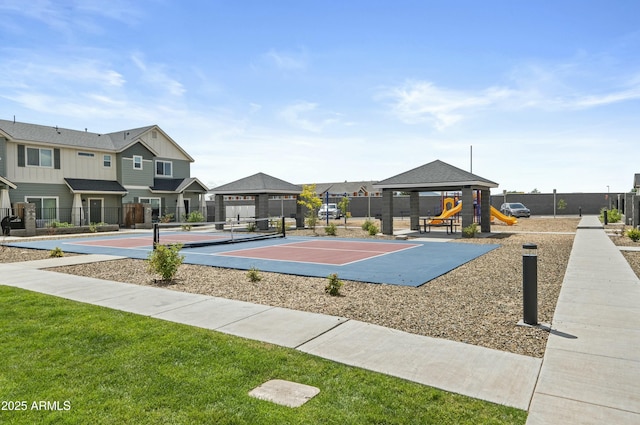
[500,202,531,218]
[318,203,341,220]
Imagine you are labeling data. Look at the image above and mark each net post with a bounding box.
[153,223,159,250]
[281,216,286,238]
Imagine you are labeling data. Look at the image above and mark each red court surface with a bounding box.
[217,239,421,265]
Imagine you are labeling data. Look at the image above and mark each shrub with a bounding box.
[246,222,257,232]
[185,211,205,223]
[49,221,73,228]
[600,208,621,223]
[159,212,175,223]
[627,228,640,242]
[247,267,262,282]
[147,243,185,283]
[89,222,106,233]
[324,222,338,236]
[49,247,64,257]
[462,223,478,238]
[325,273,343,296]
[361,219,375,231]
[361,218,379,235]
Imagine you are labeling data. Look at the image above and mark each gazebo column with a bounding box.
[410,191,420,231]
[480,189,491,233]
[214,194,225,230]
[295,197,304,228]
[382,189,394,235]
[255,193,269,230]
[461,187,474,231]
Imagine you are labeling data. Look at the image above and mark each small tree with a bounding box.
[298,184,322,231]
[557,199,567,211]
[338,196,350,228]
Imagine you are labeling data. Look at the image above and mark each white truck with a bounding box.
[318,203,341,220]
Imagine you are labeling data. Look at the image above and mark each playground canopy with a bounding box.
[374,160,499,235]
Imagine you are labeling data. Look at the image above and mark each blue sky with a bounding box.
[1,0,639,194]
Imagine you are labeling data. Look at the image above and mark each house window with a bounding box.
[26,147,53,167]
[155,160,172,177]
[133,155,143,170]
[103,155,112,167]
[26,197,58,222]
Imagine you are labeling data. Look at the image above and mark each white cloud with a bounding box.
[278,101,343,133]
[380,81,512,130]
[0,0,145,35]
[131,54,186,97]
[262,48,308,71]
[381,63,640,130]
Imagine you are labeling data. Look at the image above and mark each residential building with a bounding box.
[0,119,208,227]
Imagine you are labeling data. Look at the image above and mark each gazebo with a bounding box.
[374,160,498,235]
[209,172,302,229]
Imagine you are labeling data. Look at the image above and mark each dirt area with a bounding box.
[2,216,596,358]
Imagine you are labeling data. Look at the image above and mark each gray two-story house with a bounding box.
[0,119,208,227]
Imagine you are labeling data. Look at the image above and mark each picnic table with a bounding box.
[419,217,458,235]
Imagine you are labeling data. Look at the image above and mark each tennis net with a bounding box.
[152,217,286,249]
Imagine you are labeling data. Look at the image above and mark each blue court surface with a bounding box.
[6,233,499,287]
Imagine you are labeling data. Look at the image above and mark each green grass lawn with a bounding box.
[0,286,527,424]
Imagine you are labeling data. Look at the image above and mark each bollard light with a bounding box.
[522,243,538,325]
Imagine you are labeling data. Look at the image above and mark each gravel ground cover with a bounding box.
[0,217,588,358]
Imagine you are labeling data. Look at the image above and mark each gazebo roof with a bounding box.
[374,160,498,191]
[210,172,302,195]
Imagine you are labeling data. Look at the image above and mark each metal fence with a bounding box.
[153,206,208,223]
[3,205,209,228]
[31,207,124,228]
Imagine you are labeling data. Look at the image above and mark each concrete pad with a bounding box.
[556,285,640,309]
[217,307,347,348]
[92,286,211,316]
[248,379,320,407]
[552,301,640,330]
[577,216,604,229]
[16,254,126,269]
[545,321,640,361]
[298,320,540,410]
[153,297,273,329]
[0,268,142,301]
[535,348,640,414]
[527,393,640,425]
[0,267,60,286]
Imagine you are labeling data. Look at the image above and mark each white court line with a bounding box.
[212,241,421,266]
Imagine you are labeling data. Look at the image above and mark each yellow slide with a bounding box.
[429,198,462,224]
[490,206,517,225]
[429,198,517,226]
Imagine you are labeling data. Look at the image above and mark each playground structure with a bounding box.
[428,197,517,226]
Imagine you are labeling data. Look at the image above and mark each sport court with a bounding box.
[6,230,499,287]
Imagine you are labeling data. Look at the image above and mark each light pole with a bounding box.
[607,185,610,209]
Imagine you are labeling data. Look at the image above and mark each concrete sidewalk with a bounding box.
[527,216,640,424]
[0,254,539,410]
